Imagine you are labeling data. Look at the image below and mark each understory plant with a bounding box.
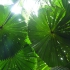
[0,0,70,70]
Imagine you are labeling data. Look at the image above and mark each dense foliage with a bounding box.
[0,0,70,70]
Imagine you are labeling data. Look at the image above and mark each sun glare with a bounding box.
[11,2,22,14]
[0,0,40,15]
[0,0,51,15]
[11,0,40,16]
[23,0,40,16]
[0,0,13,5]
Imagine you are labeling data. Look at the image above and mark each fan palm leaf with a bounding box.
[0,5,27,60]
[28,0,70,67]
[0,45,37,70]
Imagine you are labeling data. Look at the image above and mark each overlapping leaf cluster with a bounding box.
[0,0,70,70]
[28,0,70,69]
[0,4,37,70]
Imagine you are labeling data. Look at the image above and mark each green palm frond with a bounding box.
[0,0,70,69]
[36,57,50,70]
[28,0,70,67]
[0,45,37,70]
[0,5,27,60]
